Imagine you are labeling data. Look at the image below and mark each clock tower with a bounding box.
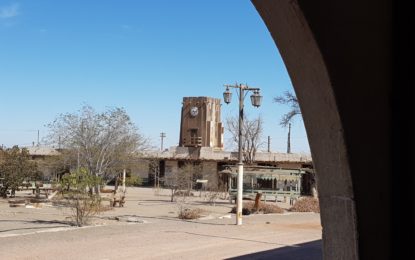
[179,97,224,149]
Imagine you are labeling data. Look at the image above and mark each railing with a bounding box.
[229,188,301,202]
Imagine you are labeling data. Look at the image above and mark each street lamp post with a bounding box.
[223,83,262,225]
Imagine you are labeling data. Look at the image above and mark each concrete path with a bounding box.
[0,187,322,259]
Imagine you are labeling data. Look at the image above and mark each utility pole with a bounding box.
[267,136,271,152]
[287,123,291,153]
[160,132,166,151]
[37,130,40,146]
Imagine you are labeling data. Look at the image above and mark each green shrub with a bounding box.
[59,168,104,226]
[125,175,142,187]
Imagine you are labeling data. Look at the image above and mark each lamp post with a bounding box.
[223,83,262,225]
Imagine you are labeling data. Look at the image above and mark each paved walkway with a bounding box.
[0,187,322,259]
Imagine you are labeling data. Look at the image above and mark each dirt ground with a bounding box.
[0,187,322,259]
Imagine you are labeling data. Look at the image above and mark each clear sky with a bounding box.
[0,1,310,153]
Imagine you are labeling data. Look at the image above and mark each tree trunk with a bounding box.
[115,175,119,192]
[94,172,100,195]
[170,189,174,202]
[95,184,100,195]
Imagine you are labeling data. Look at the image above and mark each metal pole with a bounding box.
[122,169,126,192]
[268,136,271,152]
[237,85,244,225]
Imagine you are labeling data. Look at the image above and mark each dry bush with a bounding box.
[100,189,114,193]
[204,183,228,206]
[289,197,320,213]
[174,190,194,197]
[230,201,284,214]
[204,190,222,206]
[178,207,204,220]
[69,195,103,226]
[59,170,105,226]
[260,203,285,214]
[98,204,114,212]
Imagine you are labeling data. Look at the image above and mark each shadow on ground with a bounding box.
[0,219,71,233]
[225,240,322,260]
[100,214,230,226]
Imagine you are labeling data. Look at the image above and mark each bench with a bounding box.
[112,196,125,207]
[31,188,54,199]
[229,189,301,204]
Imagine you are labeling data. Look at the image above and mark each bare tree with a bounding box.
[273,91,301,127]
[204,180,228,206]
[46,105,148,193]
[147,156,161,189]
[163,163,201,202]
[226,115,264,164]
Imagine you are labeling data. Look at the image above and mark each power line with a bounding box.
[0,129,38,132]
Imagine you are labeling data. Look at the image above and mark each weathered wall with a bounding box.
[180,97,223,149]
[201,161,218,189]
[164,160,179,186]
[252,0,398,259]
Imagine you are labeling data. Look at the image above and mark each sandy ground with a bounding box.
[0,187,322,260]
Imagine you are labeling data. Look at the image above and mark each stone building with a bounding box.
[23,96,314,195]
[143,146,314,194]
[144,96,314,194]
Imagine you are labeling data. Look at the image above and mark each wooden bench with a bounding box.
[112,196,125,207]
[31,188,54,199]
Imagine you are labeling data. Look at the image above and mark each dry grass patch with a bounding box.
[178,207,204,220]
[231,201,284,215]
[289,197,320,213]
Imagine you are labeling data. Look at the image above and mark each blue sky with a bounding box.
[0,1,310,153]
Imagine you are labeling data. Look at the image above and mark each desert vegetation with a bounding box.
[289,197,320,213]
[231,201,284,215]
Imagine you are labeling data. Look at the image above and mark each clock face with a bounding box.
[190,106,199,117]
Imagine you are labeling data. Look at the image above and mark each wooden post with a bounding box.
[254,192,262,212]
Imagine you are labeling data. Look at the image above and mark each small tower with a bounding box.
[179,97,224,149]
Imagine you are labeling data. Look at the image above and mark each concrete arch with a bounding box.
[252,0,407,259]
